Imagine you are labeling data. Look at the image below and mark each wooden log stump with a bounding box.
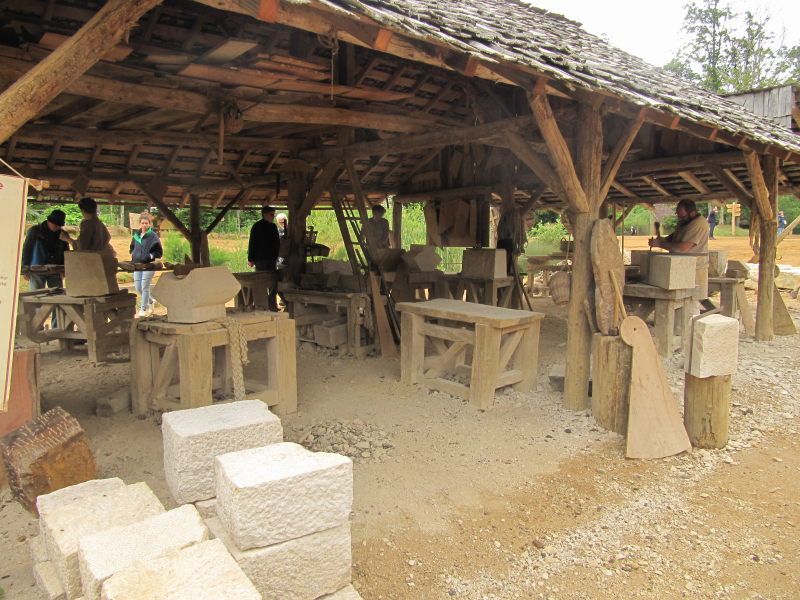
[591,333,631,434]
[683,373,731,449]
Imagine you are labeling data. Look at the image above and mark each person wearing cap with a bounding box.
[21,209,70,289]
[61,197,115,256]
[248,205,281,311]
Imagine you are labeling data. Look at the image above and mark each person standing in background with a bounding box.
[707,205,718,240]
[61,197,116,256]
[130,212,163,317]
[363,204,391,250]
[21,209,69,289]
[248,205,281,311]
[778,211,787,234]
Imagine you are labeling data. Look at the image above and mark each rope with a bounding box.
[215,317,250,401]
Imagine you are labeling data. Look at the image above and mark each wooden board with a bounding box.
[368,272,397,358]
[773,284,797,335]
[620,315,692,459]
[591,219,625,334]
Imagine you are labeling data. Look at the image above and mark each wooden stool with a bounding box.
[130,310,297,416]
[18,290,136,364]
[397,299,544,409]
[233,271,279,309]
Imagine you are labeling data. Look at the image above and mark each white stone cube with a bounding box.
[37,479,126,529]
[319,585,365,600]
[78,505,209,600]
[461,248,506,278]
[215,442,352,550]
[41,482,165,599]
[646,254,696,290]
[162,400,283,504]
[688,314,740,377]
[99,539,261,600]
[34,560,66,600]
[29,534,49,564]
[206,517,351,600]
[194,498,218,520]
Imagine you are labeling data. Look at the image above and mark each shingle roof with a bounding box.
[301,0,800,155]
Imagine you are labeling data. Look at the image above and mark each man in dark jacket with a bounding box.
[248,206,281,311]
[21,209,69,290]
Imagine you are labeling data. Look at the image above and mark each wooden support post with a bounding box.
[189,194,202,264]
[591,333,631,434]
[392,201,403,249]
[0,0,164,145]
[684,373,731,448]
[205,188,250,234]
[755,155,779,341]
[286,171,307,284]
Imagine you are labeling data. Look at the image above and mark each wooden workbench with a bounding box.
[130,310,296,415]
[18,290,136,363]
[396,299,544,409]
[233,271,278,309]
[623,283,695,357]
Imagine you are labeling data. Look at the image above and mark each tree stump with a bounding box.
[591,333,631,434]
[683,373,731,448]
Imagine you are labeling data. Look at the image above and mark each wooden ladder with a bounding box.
[331,196,400,354]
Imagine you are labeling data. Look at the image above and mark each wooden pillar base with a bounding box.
[683,373,731,448]
[591,333,631,434]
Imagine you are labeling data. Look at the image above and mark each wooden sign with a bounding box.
[0,174,29,411]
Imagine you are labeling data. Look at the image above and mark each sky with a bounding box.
[524,0,800,67]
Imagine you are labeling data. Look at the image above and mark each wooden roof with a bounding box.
[0,0,799,211]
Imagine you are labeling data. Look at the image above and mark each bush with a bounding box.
[527,220,568,245]
[160,231,190,263]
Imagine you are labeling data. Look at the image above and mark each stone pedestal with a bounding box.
[152,266,241,324]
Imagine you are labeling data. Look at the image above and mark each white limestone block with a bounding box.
[64,252,119,297]
[152,266,241,323]
[78,505,209,600]
[29,534,49,564]
[41,482,165,599]
[206,517,351,600]
[99,539,261,600]
[194,498,217,520]
[401,244,441,272]
[37,479,126,526]
[461,248,506,278]
[707,250,728,278]
[162,400,283,504]
[688,314,740,377]
[646,254,696,290]
[34,560,66,600]
[215,442,352,550]
[319,585,365,600]
[629,250,651,279]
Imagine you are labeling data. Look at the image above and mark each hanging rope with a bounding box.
[215,316,250,401]
[317,29,340,103]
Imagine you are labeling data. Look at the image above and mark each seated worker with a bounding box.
[61,197,116,256]
[648,199,709,302]
[21,209,69,289]
[363,204,391,251]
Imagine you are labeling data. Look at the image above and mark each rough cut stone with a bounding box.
[707,250,728,278]
[646,254,696,290]
[319,585,365,600]
[206,517,351,600]
[194,498,217,520]
[37,478,125,521]
[215,442,352,550]
[79,505,209,600]
[2,407,98,513]
[401,245,441,272]
[152,266,241,323]
[688,314,740,378]
[629,250,651,280]
[34,560,66,600]
[29,533,49,564]
[461,248,506,278]
[41,482,165,599]
[64,252,119,297]
[99,539,261,600]
[162,400,283,504]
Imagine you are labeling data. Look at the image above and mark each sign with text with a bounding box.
[0,174,28,411]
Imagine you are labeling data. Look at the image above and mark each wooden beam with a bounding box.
[0,0,164,145]
[298,159,343,218]
[640,175,670,196]
[504,131,567,203]
[529,91,589,212]
[707,164,754,205]
[599,108,645,201]
[136,179,190,238]
[678,170,711,194]
[611,180,639,198]
[744,151,775,221]
[393,185,496,204]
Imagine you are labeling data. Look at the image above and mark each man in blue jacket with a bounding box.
[248,206,281,311]
[21,209,69,290]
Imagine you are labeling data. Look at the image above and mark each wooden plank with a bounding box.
[368,272,397,358]
[267,318,298,415]
[177,333,213,408]
[773,284,797,336]
[400,311,424,385]
[591,332,631,435]
[734,284,755,336]
[420,376,469,399]
[469,323,502,409]
[0,0,165,145]
[423,341,465,379]
[38,32,133,62]
[620,315,692,459]
[497,330,523,372]
[197,39,258,65]
[591,218,625,335]
[418,321,474,343]
[511,319,539,392]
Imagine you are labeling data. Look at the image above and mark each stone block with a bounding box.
[373,248,404,272]
[725,259,749,279]
[194,498,217,520]
[707,250,728,278]
[30,533,49,564]
[206,517,351,600]
[41,482,165,599]
[162,400,283,504]
[401,245,441,272]
[215,442,352,550]
[37,478,125,520]
[64,252,119,297]
[461,248,506,279]
[152,266,241,324]
[2,407,98,513]
[79,504,208,600]
[34,560,66,600]
[313,319,348,349]
[629,250,651,279]
[547,364,565,392]
[95,390,130,417]
[688,314,739,378]
[100,539,261,600]
[646,254,696,290]
[319,585,365,600]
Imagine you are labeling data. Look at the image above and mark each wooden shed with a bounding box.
[1,0,799,410]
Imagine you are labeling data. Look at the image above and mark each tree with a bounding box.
[665,0,795,93]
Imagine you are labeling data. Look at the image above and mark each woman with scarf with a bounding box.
[130,212,163,316]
